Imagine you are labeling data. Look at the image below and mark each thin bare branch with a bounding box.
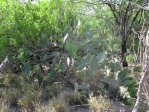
[0,56,9,74]
[129,10,141,31]
[132,28,149,112]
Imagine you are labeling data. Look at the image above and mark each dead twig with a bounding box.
[0,56,9,74]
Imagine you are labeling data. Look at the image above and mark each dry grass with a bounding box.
[0,98,10,112]
[88,95,110,112]
[0,72,142,112]
[35,100,68,112]
[18,84,42,109]
[1,88,20,106]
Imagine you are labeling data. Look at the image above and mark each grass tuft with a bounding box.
[88,95,110,112]
[0,98,10,112]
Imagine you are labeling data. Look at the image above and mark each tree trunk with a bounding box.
[121,35,128,67]
[121,17,128,67]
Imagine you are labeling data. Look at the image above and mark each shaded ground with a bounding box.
[70,101,133,112]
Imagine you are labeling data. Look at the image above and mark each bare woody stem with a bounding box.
[132,28,149,112]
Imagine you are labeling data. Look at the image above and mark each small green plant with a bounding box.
[88,95,110,112]
[126,54,136,63]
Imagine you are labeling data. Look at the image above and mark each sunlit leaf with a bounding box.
[114,62,122,71]
[66,42,78,56]
[97,52,106,63]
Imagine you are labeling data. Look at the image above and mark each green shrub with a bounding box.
[0,0,74,60]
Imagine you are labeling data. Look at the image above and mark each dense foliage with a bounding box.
[0,0,148,111]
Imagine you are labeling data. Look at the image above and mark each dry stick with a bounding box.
[0,56,9,74]
[132,28,149,112]
[132,70,147,112]
[143,83,149,102]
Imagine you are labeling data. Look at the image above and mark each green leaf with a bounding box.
[133,66,142,72]
[23,63,31,76]
[39,39,48,46]
[84,53,92,63]
[110,62,122,72]
[73,19,80,27]
[78,58,87,69]
[48,69,57,78]
[80,82,90,91]
[97,52,106,63]
[90,56,99,72]
[97,82,105,89]
[41,54,51,62]
[77,71,86,80]
[66,42,78,56]
[114,62,122,71]
[72,52,79,59]
[61,64,67,73]
[58,62,67,73]
[124,79,130,86]
[109,62,115,71]
[34,69,43,85]
[128,79,137,97]
[85,70,94,79]
[118,68,128,81]
[82,44,97,54]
